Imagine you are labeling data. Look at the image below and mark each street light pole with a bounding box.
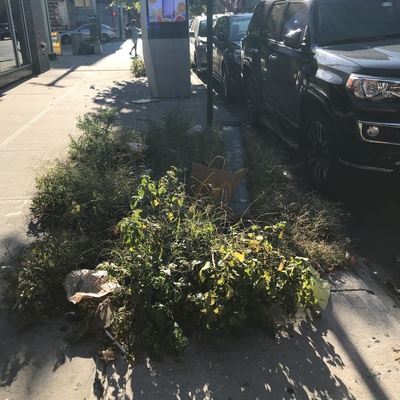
[91,0,97,14]
[206,0,213,128]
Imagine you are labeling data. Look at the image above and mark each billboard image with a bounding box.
[147,0,187,23]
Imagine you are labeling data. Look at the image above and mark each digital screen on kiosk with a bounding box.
[147,0,187,22]
[146,0,188,38]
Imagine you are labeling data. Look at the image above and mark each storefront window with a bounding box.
[0,0,30,75]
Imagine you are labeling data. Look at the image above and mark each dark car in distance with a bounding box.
[212,13,252,100]
[0,24,11,40]
[241,0,400,189]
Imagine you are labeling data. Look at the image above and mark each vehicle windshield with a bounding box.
[317,0,400,45]
[198,20,207,36]
[228,16,252,41]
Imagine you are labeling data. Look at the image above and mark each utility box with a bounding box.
[51,32,62,55]
[139,0,190,98]
[71,32,84,55]
[89,15,101,42]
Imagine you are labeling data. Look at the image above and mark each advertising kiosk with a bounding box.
[139,0,191,98]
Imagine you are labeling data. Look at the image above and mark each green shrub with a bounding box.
[7,107,344,360]
[99,169,315,359]
[130,56,146,77]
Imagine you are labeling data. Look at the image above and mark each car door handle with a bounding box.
[250,48,258,54]
[269,54,277,60]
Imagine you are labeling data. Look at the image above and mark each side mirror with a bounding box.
[283,29,303,49]
[216,30,225,41]
[189,31,195,37]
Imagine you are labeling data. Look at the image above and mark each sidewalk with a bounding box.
[1,39,400,400]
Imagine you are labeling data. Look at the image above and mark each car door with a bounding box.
[258,2,287,118]
[267,1,308,141]
[212,16,228,81]
[189,18,198,63]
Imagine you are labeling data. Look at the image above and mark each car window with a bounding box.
[79,25,89,31]
[280,2,307,40]
[317,0,400,45]
[228,16,251,41]
[263,2,286,40]
[213,16,228,40]
[248,2,269,35]
[198,20,207,36]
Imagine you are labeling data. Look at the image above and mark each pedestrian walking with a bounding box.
[128,19,139,57]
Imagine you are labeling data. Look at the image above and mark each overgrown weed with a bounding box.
[243,133,347,268]
[6,107,347,359]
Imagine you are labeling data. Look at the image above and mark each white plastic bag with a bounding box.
[64,269,121,304]
[309,266,331,309]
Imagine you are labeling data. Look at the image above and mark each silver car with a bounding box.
[60,24,117,44]
[189,16,208,75]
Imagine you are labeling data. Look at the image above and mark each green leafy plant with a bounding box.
[6,107,345,361]
[99,169,316,359]
[130,56,146,77]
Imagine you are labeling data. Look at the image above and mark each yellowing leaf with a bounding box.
[278,260,286,271]
[205,291,216,306]
[233,251,245,262]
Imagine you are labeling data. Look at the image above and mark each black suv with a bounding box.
[241,0,400,188]
[213,13,253,100]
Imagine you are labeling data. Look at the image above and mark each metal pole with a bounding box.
[206,0,213,128]
[91,0,97,14]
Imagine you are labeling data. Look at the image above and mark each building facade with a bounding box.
[0,0,51,89]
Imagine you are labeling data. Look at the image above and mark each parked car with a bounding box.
[212,13,252,100]
[189,15,208,75]
[59,24,117,44]
[241,0,400,189]
[0,24,11,40]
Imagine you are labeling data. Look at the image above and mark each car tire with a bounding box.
[245,75,261,127]
[101,33,109,43]
[61,35,71,45]
[302,112,338,191]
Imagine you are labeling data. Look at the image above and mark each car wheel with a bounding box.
[302,112,337,190]
[101,33,109,43]
[245,75,261,127]
[61,35,71,45]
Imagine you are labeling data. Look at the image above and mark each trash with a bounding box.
[64,269,121,304]
[130,98,162,104]
[309,266,331,310]
[187,125,202,134]
[98,347,119,364]
[127,142,147,152]
[187,157,248,205]
[93,298,114,329]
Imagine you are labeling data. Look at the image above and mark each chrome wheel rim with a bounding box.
[306,121,330,184]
